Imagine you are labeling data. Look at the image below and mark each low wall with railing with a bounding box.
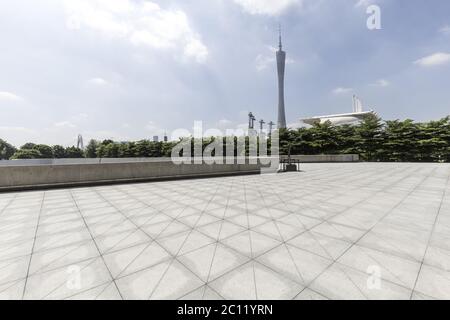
[0,158,263,191]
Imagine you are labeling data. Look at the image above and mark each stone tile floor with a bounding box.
[0,163,449,300]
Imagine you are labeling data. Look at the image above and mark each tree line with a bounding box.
[1,115,449,162]
[279,115,450,162]
[0,142,85,160]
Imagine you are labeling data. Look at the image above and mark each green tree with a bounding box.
[135,140,161,157]
[335,124,358,154]
[103,143,120,158]
[65,146,84,158]
[355,114,384,161]
[101,139,114,146]
[96,144,107,158]
[0,139,17,160]
[33,144,53,158]
[118,142,137,158]
[309,121,339,154]
[10,149,42,159]
[21,142,36,150]
[416,117,449,162]
[280,128,299,155]
[383,119,419,162]
[85,139,100,158]
[52,145,66,158]
[161,141,177,157]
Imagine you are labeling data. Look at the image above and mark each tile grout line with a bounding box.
[68,188,125,300]
[409,169,450,299]
[201,178,237,299]
[21,191,45,299]
[242,176,258,300]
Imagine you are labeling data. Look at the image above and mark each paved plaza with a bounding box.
[0,163,449,300]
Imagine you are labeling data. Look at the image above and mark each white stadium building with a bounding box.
[300,95,377,126]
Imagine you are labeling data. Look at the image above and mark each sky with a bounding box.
[0,0,449,147]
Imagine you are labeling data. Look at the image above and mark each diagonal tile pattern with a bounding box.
[0,163,449,299]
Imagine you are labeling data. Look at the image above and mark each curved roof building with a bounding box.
[300,95,376,126]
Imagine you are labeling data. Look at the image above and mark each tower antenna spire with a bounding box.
[278,24,282,50]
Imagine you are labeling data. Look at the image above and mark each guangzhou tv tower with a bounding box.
[276,26,287,129]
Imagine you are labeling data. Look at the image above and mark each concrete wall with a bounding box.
[282,154,359,163]
[0,159,262,191]
[0,155,359,191]
[0,157,176,166]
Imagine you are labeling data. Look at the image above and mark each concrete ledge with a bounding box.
[0,158,263,192]
[281,154,359,163]
[0,155,358,191]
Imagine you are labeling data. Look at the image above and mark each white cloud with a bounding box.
[46,114,87,134]
[332,87,353,94]
[0,91,24,102]
[0,126,35,134]
[183,38,208,64]
[53,121,77,128]
[372,79,390,87]
[414,52,450,67]
[145,121,165,135]
[215,119,236,132]
[255,46,295,71]
[84,130,129,142]
[286,57,295,65]
[217,119,232,126]
[233,0,300,16]
[354,0,375,8]
[255,54,275,71]
[0,126,38,147]
[87,77,108,86]
[64,0,208,63]
[439,25,450,35]
[71,113,89,122]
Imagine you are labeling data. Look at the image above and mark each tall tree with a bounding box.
[383,119,419,161]
[33,144,53,159]
[416,117,449,162]
[309,121,339,154]
[10,149,42,159]
[20,142,36,150]
[85,139,99,158]
[51,145,66,158]
[355,114,384,161]
[0,139,17,160]
[65,146,84,158]
[335,124,358,154]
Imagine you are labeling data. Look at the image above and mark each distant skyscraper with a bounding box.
[153,135,159,142]
[276,27,287,129]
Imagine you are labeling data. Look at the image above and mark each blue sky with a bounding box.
[0,0,449,146]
